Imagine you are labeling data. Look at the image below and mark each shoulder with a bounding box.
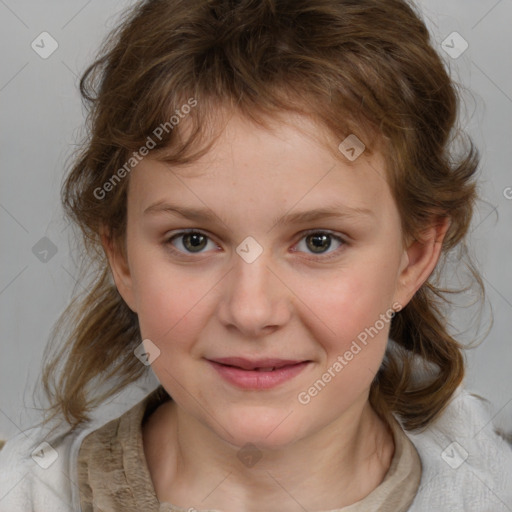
[403,387,512,511]
[0,385,166,511]
[79,383,169,470]
[0,419,98,512]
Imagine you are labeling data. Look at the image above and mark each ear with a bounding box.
[101,228,138,313]
[393,217,451,309]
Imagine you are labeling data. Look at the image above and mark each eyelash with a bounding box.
[164,229,347,261]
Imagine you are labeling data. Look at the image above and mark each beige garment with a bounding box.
[77,386,421,512]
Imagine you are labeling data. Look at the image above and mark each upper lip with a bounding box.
[208,357,308,370]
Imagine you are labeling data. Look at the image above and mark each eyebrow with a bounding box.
[143,201,375,226]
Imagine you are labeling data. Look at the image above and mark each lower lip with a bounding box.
[207,360,310,390]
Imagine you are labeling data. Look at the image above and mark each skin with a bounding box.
[104,110,449,511]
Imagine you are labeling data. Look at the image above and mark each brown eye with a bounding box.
[182,232,208,252]
[293,231,345,258]
[306,233,332,253]
[167,231,214,254]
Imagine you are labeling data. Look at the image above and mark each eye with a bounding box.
[164,229,346,259]
[165,230,217,254]
[292,230,345,259]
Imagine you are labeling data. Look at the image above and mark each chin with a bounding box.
[218,407,304,450]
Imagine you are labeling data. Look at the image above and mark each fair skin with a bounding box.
[104,110,449,511]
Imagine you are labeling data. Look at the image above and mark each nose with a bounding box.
[217,249,292,338]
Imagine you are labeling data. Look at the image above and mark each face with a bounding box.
[107,111,444,449]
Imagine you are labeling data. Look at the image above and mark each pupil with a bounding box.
[184,233,207,252]
[307,233,331,253]
[181,233,332,254]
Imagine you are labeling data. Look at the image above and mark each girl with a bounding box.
[1,0,511,510]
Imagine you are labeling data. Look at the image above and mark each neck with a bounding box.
[144,394,395,512]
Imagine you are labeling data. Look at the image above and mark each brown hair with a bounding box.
[41,0,485,432]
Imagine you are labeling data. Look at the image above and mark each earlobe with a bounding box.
[394,217,451,308]
[100,230,138,313]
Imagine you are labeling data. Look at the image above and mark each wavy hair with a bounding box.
[41,0,486,432]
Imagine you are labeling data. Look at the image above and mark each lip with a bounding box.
[210,357,306,370]
[207,357,311,390]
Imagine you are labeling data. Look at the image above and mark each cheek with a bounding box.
[293,269,396,416]
[294,265,399,414]
[295,257,398,349]
[130,252,216,348]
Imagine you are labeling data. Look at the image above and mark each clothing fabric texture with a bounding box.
[76,386,420,511]
[0,384,511,511]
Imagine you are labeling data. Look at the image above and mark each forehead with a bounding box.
[128,111,394,221]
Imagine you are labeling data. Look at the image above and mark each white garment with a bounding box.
[0,386,511,511]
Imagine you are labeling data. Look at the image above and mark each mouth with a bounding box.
[206,357,311,390]
[209,357,308,370]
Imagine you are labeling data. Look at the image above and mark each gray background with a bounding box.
[1,0,511,441]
